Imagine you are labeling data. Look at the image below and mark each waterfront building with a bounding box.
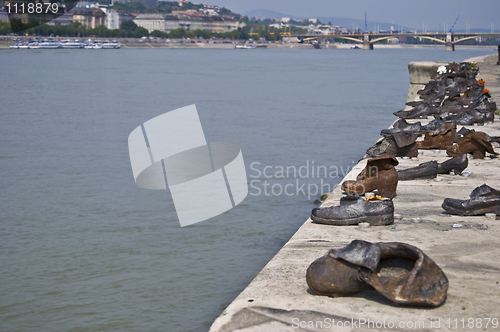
[134,13,239,34]
[102,8,134,30]
[0,7,9,22]
[201,16,212,31]
[133,14,166,32]
[165,15,181,32]
[210,16,224,33]
[46,13,73,26]
[72,7,106,28]
[189,17,202,31]
[177,16,192,30]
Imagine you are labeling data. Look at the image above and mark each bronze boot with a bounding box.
[437,154,469,174]
[447,132,498,159]
[416,123,456,150]
[341,154,398,198]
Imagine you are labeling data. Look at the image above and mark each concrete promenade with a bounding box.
[210,55,500,331]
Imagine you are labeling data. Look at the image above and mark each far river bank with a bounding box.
[0,36,498,50]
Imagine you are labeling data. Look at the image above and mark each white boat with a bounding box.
[101,41,121,49]
[61,40,83,49]
[9,43,19,49]
[235,44,257,50]
[92,43,102,49]
[235,44,256,49]
[37,41,62,49]
[28,42,38,49]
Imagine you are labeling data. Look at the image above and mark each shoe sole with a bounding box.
[310,214,394,226]
[442,204,500,216]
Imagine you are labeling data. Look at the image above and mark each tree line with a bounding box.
[0,19,291,41]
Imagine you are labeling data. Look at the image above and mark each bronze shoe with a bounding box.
[397,161,438,181]
[306,252,373,296]
[447,132,498,159]
[310,197,394,226]
[416,122,456,150]
[366,134,418,158]
[437,154,469,175]
[307,240,449,307]
[356,242,449,307]
[341,154,398,198]
[442,184,500,216]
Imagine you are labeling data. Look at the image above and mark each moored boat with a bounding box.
[61,40,83,49]
[235,44,256,49]
[101,40,121,49]
[37,40,62,49]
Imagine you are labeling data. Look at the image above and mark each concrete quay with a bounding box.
[210,55,500,331]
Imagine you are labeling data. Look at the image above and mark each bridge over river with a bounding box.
[293,32,500,51]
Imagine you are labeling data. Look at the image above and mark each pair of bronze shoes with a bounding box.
[397,154,469,181]
[306,240,449,307]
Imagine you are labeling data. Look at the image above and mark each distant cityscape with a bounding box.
[0,0,498,45]
[0,0,439,35]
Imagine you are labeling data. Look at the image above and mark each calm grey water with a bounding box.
[0,47,495,331]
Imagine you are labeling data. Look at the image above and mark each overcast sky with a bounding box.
[214,0,500,31]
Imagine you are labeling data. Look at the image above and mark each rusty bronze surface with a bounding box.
[307,240,449,307]
[341,155,399,198]
[416,123,456,150]
[447,131,498,159]
[306,253,373,296]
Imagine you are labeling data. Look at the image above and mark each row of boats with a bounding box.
[10,39,121,49]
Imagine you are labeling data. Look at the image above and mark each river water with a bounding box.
[0,46,495,331]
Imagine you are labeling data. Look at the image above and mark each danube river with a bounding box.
[0,47,496,331]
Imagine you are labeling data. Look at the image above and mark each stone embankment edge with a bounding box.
[209,54,500,332]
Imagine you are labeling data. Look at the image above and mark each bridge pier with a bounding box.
[445,33,454,51]
[363,41,373,50]
[363,34,373,50]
